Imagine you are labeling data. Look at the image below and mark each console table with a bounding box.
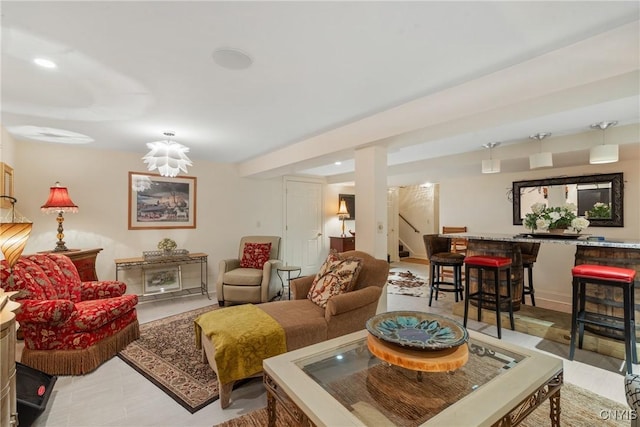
[114,252,209,298]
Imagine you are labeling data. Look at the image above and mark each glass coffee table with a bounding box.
[263,329,562,426]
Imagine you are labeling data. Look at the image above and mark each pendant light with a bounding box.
[142,131,193,177]
[529,132,553,169]
[481,142,501,174]
[589,121,618,164]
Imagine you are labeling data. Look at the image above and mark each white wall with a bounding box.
[439,159,640,312]
[0,125,17,167]
[14,140,283,295]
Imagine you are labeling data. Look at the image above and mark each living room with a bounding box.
[2,2,640,426]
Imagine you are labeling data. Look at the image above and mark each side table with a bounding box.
[36,248,103,281]
[276,266,302,299]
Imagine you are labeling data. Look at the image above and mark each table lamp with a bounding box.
[337,199,350,238]
[41,182,78,252]
[1,195,32,285]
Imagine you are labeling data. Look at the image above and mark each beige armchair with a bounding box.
[215,236,281,306]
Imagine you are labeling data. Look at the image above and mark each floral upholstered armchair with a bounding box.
[0,253,140,375]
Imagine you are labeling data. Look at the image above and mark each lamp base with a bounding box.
[52,241,69,252]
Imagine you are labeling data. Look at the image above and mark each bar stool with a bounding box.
[570,264,637,374]
[464,255,514,339]
[517,242,540,306]
[423,234,465,306]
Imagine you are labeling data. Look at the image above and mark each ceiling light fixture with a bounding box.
[33,57,57,69]
[589,121,618,164]
[142,131,192,178]
[212,48,253,70]
[7,126,93,144]
[529,132,553,169]
[481,142,501,174]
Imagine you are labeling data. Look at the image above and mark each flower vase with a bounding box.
[548,228,566,235]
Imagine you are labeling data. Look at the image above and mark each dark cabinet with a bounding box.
[329,236,355,252]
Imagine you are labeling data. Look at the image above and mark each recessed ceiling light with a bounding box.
[33,57,57,69]
[212,48,253,70]
[334,161,342,165]
[7,126,93,144]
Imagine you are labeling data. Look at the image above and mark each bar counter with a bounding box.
[442,232,640,339]
[441,232,640,249]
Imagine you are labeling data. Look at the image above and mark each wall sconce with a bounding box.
[1,196,32,288]
[142,131,193,177]
[41,182,78,252]
[529,132,553,169]
[337,199,350,238]
[481,142,501,174]
[590,121,618,164]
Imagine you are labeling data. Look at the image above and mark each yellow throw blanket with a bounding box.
[194,304,286,385]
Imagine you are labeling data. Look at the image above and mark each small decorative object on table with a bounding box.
[524,202,589,234]
[157,238,177,254]
[143,238,189,260]
[366,311,470,374]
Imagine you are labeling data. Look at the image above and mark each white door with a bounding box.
[284,178,323,276]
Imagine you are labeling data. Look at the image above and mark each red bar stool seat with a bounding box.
[570,264,637,374]
[463,255,514,339]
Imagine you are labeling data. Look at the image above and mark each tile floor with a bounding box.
[21,261,630,427]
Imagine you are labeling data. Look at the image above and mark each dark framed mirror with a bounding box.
[512,173,623,227]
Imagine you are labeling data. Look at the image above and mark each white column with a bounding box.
[354,146,388,313]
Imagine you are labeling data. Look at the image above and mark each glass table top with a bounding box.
[297,336,527,427]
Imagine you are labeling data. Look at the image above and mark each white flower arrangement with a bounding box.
[524,202,590,233]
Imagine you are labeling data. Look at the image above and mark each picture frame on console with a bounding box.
[143,265,182,295]
[128,172,197,230]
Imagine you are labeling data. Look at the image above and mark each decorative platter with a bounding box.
[366,311,468,351]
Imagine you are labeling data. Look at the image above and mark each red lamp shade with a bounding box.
[40,182,78,252]
[41,182,78,213]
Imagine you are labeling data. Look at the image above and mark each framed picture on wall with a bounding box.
[0,163,14,208]
[128,172,197,229]
[143,265,182,294]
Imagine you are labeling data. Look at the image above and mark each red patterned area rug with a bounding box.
[118,304,221,413]
[387,268,430,298]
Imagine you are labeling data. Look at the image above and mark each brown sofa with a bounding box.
[200,250,389,408]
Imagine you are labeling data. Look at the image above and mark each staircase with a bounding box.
[398,243,410,259]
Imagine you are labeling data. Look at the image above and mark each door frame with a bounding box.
[282,175,325,275]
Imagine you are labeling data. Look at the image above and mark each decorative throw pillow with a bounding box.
[240,242,272,269]
[307,253,363,308]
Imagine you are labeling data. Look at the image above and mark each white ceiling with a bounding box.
[2,1,639,184]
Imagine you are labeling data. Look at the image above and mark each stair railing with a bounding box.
[399,213,420,233]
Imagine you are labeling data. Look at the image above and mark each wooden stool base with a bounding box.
[367,334,469,373]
